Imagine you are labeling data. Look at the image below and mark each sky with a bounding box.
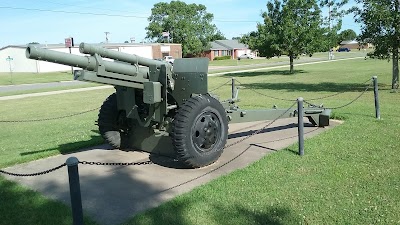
[0,0,361,48]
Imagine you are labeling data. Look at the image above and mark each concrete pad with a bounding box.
[4,118,340,225]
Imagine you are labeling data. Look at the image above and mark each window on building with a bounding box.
[214,50,219,56]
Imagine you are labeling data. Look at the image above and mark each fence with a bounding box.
[0,76,380,224]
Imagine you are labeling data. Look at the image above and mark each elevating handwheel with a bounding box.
[172,94,228,168]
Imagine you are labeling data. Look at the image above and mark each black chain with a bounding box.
[0,163,66,177]
[209,79,231,92]
[235,78,373,102]
[304,83,372,110]
[234,79,296,101]
[0,107,100,123]
[305,78,372,101]
[79,160,153,166]
[199,101,297,156]
[224,101,297,149]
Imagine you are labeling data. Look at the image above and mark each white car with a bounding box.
[163,56,175,65]
[238,53,254,60]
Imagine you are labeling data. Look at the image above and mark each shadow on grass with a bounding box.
[239,81,373,93]
[0,176,98,225]
[128,199,302,225]
[222,70,307,77]
[20,133,104,156]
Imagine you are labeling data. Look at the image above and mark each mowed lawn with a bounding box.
[0,58,399,225]
[0,71,72,85]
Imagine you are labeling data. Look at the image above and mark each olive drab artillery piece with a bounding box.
[26,43,330,168]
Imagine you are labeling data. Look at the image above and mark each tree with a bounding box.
[241,0,325,73]
[319,0,349,50]
[338,29,357,43]
[146,1,224,57]
[210,31,226,41]
[353,0,399,90]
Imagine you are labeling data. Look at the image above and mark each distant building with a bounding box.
[0,43,182,73]
[339,40,372,50]
[203,40,255,61]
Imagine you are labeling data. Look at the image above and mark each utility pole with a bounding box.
[328,2,333,60]
[105,32,110,43]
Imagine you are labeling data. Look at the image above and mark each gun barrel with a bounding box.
[26,45,148,77]
[79,43,168,68]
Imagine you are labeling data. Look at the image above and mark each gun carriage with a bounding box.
[26,43,330,168]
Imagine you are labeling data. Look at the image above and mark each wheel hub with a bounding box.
[192,111,221,152]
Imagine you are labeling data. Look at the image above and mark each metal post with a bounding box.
[69,47,73,74]
[6,56,13,83]
[372,76,380,119]
[231,77,235,99]
[8,60,12,83]
[297,97,304,156]
[66,157,84,225]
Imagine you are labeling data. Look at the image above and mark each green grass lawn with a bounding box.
[0,83,101,97]
[1,58,399,224]
[209,50,369,67]
[0,71,73,86]
[0,89,114,225]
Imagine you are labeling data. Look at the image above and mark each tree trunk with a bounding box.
[289,55,294,74]
[392,50,399,90]
[394,0,400,90]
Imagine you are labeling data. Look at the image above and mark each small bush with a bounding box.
[214,56,231,60]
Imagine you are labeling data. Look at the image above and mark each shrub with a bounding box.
[213,56,231,60]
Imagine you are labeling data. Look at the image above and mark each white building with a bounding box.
[0,43,182,73]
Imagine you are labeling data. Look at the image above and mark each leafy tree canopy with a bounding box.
[146,1,224,57]
[352,0,399,90]
[241,0,325,73]
[338,29,357,44]
[319,0,348,48]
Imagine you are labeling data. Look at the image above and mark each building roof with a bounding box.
[340,40,359,45]
[0,42,181,51]
[210,40,248,50]
[210,42,229,50]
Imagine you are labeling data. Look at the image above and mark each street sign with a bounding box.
[6,56,13,61]
[65,37,74,48]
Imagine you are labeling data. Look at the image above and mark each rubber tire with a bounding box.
[98,93,121,149]
[172,94,228,168]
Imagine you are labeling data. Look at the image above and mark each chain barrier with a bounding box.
[1,101,297,176]
[234,78,373,102]
[234,79,296,101]
[199,101,297,157]
[0,163,66,177]
[79,160,153,166]
[0,159,154,177]
[161,102,298,191]
[223,101,297,150]
[304,82,372,110]
[209,79,231,92]
[0,107,100,123]
[305,78,373,101]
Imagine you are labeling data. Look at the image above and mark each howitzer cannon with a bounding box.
[26,43,330,168]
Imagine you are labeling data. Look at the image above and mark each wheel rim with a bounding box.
[192,110,222,153]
